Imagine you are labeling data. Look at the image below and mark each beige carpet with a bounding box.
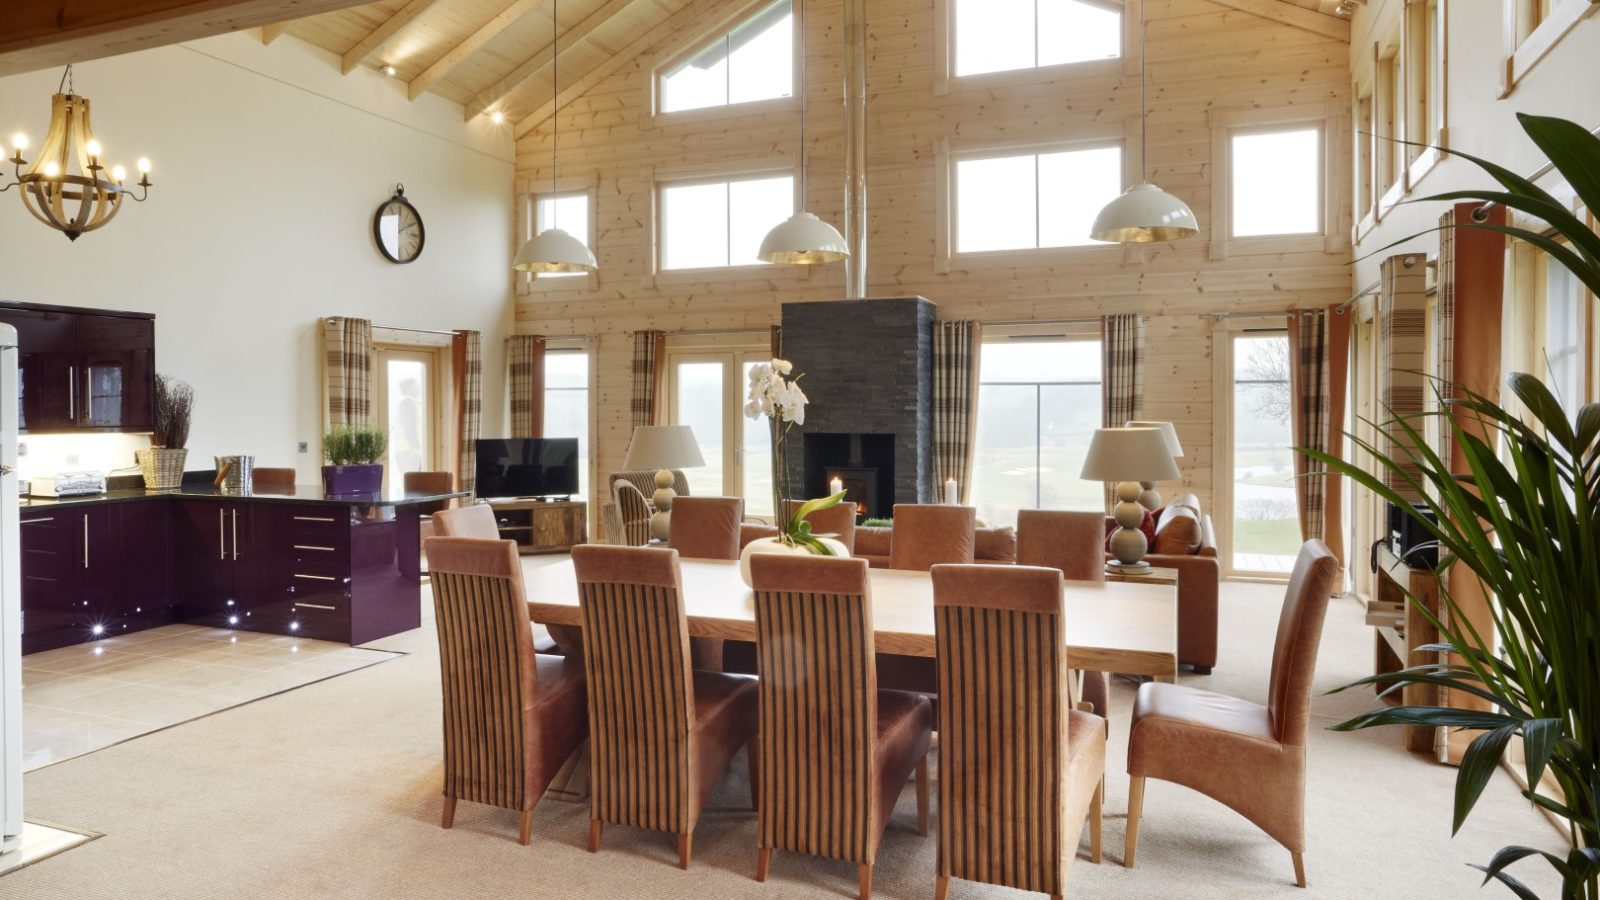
[4,566,1566,899]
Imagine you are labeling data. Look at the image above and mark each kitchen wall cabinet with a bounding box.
[0,302,155,434]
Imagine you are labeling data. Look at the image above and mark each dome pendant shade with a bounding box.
[513,227,597,273]
[1090,182,1200,244]
[757,211,849,264]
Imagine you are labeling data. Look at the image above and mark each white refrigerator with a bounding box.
[0,322,19,853]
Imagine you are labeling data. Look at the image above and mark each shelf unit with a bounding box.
[486,499,587,555]
[1366,543,1442,758]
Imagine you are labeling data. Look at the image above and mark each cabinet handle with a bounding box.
[67,365,76,420]
[293,544,335,552]
[293,602,337,611]
[84,366,93,423]
[232,509,239,561]
[82,515,88,568]
[219,509,226,561]
[293,573,337,582]
[20,517,53,525]
[292,515,336,523]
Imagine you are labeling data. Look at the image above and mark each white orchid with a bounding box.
[744,358,807,425]
[771,358,793,376]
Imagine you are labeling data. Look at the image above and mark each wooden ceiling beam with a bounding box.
[339,0,445,75]
[406,0,547,100]
[0,0,374,76]
[260,22,292,44]
[1207,0,1351,41]
[463,0,637,121]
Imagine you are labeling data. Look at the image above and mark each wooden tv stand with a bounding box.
[484,498,587,555]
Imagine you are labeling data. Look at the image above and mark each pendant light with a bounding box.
[758,1,848,265]
[513,0,598,274]
[1090,2,1198,243]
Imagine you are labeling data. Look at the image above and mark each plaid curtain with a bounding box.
[507,334,546,439]
[631,330,666,428]
[1380,254,1429,502]
[322,316,372,426]
[1101,314,1145,507]
[1288,310,1330,542]
[933,321,981,503]
[452,330,482,493]
[1325,308,1352,586]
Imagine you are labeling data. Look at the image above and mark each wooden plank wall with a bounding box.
[513,0,1353,517]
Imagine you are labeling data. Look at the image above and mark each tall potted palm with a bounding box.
[1305,114,1600,899]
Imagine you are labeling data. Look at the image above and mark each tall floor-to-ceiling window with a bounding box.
[543,346,592,500]
[1218,327,1298,576]
[666,337,776,521]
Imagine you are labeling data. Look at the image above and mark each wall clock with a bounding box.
[373,184,425,264]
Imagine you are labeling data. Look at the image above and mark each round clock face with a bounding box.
[374,189,424,264]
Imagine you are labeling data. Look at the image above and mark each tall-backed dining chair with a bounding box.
[668,496,744,559]
[1124,540,1337,887]
[888,504,975,572]
[749,554,933,900]
[251,467,296,494]
[426,536,587,845]
[434,503,563,656]
[932,563,1106,900]
[1017,509,1111,721]
[571,544,760,869]
[781,498,859,554]
[611,479,653,546]
[407,470,455,545]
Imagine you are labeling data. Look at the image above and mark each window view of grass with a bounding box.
[1231,334,1298,573]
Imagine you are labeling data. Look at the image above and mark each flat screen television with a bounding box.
[474,438,580,499]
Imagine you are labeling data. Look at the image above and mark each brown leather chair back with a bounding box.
[405,470,455,515]
[931,563,1070,896]
[750,554,880,862]
[612,479,653,546]
[889,504,975,571]
[252,467,296,493]
[426,537,543,812]
[571,544,697,836]
[433,503,500,540]
[1266,540,1338,748]
[669,496,743,560]
[1016,510,1106,583]
[781,499,858,553]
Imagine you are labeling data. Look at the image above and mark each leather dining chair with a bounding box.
[1124,540,1337,887]
[932,563,1106,900]
[668,496,744,560]
[781,498,859,554]
[881,504,976,698]
[426,536,587,845]
[571,544,760,869]
[407,470,455,544]
[1016,509,1111,722]
[433,504,563,656]
[749,554,932,900]
[251,467,296,494]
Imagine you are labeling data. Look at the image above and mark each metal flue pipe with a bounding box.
[842,0,868,299]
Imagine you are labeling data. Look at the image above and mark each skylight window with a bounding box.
[659,0,793,114]
[955,0,1121,78]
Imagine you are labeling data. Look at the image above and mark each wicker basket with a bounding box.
[137,448,188,491]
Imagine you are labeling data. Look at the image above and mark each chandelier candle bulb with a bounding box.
[111,165,126,182]
[137,158,150,174]
[85,139,101,158]
[10,133,26,151]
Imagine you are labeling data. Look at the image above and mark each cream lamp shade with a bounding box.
[1124,420,1184,459]
[758,211,849,264]
[1089,183,1200,243]
[623,425,705,471]
[512,227,597,273]
[1080,427,1183,483]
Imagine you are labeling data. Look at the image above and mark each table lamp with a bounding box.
[1125,420,1184,510]
[622,425,705,541]
[1082,426,1183,574]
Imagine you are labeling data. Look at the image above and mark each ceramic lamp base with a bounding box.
[649,468,676,542]
[1106,560,1154,575]
[1137,480,1162,511]
[1108,480,1150,569]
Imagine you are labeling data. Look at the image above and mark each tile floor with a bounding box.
[21,625,399,771]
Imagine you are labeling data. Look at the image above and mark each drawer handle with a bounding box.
[20,518,53,525]
[293,516,337,523]
[294,602,338,611]
[293,573,338,582]
[293,544,336,552]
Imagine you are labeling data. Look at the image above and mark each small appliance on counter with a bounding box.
[29,471,107,498]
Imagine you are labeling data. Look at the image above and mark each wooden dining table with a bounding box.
[524,557,1180,682]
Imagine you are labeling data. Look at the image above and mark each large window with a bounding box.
[970,330,1102,527]
[543,348,591,499]
[1230,127,1321,237]
[1228,332,1297,575]
[954,146,1121,252]
[659,0,792,114]
[660,174,794,269]
[954,0,1120,78]
[667,344,776,520]
[534,192,589,280]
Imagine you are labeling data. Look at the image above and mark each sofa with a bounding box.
[1107,492,1219,674]
[852,523,1017,567]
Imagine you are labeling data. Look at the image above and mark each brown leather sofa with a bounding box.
[853,523,1017,567]
[1106,492,1219,674]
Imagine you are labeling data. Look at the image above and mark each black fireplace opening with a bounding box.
[801,433,895,520]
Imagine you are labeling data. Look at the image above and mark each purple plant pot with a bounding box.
[321,464,383,496]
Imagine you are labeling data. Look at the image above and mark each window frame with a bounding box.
[934,0,1139,95]
[648,0,801,126]
[1403,0,1448,188]
[1209,315,1295,583]
[542,340,599,516]
[1352,0,1449,241]
[1501,0,1598,97]
[514,173,600,294]
[648,162,802,281]
[1208,101,1343,260]
[662,332,779,522]
[936,124,1135,272]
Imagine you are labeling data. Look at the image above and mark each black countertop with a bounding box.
[20,484,468,510]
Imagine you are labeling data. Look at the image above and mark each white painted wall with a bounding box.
[0,32,517,483]
[1350,4,1600,287]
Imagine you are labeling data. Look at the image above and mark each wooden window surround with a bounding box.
[641,159,809,287]
[1501,0,1599,97]
[1403,0,1448,189]
[515,173,601,295]
[646,0,802,128]
[545,337,601,522]
[932,0,1140,96]
[1208,101,1344,261]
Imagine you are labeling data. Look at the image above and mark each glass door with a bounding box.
[667,350,776,521]
[373,346,442,495]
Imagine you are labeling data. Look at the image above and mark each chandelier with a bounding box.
[1,66,152,241]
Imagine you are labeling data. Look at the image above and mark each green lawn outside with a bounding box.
[1232,517,1303,557]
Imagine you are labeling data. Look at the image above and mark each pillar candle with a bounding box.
[944,478,958,505]
[829,476,843,496]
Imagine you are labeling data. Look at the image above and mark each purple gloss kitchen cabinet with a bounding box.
[8,307,77,433]
[175,499,277,630]
[18,509,78,653]
[76,314,155,431]
[0,302,156,434]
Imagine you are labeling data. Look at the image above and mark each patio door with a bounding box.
[372,345,446,495]
[666,346,776,522]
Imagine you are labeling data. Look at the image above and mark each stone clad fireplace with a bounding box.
[780,298,937,515]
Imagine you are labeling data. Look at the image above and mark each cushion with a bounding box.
[974,526,1017,562]
[1153,503,1203,555]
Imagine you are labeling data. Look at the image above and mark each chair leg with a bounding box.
[934,875,950,900]
[916,754,931,836]
[747,739,760,811]
[440,795,457,829]
[1124,776,1145,869]
[858,863,872,900]
[678,833,693,870]
[756,847,772,882]
[517,809,533,846]
[1292,851,1307,888]
[1090,778,1103,864]
[588,819,603,853]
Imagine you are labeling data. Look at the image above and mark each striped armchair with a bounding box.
[609,480,654,546]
